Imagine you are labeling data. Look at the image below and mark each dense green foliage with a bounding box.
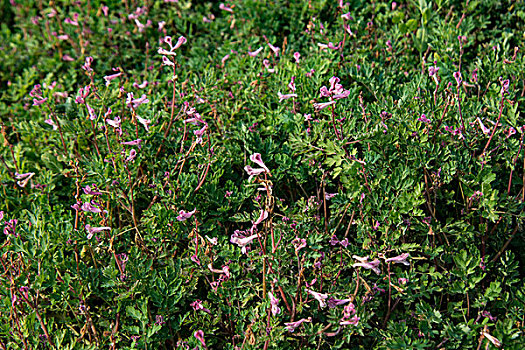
[1,0,525,348]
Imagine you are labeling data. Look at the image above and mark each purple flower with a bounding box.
[352,255,381,274]
[176,208,196,221]
[384,253,410,266]
[284,317,312,332]
[428,66,439,77]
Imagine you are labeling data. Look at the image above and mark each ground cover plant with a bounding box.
[1,0,525,348]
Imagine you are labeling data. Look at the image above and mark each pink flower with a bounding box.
[127,94,150,109]
[248,47,263,57]
[137,115,151,132]
[230,231,258,254]
[476,118,490,134]
[292,237,307,252]
[104,72,122,87]
[194,330,206,348]
[162,56,175,66]
[352,255,381,274]
[313,101,336,111]
[340,315,360,326]
[288,77,296,92]
[121,139,142,146]
[278,91,297,102]
[82,56,93,72]
[172,36,187,50]
[294,52,301,63]
[126,149,137,162]
[86,103,97,120]
[106,116,121,129]
[81,202,102,213]
[15,172,35,188]
[221,54,230,65]
[64,15,79,26]
[83,185,102,195]
[418,114,430,123]
[384,253,410,266]
[249,153,270,173]
[453,71,462,86]
[244,165,266,181]
[219,3,233,13]
[253,210,268,226]
[268,292,281,316]
[33,98,48,106]
[284,317,312,332]
[268,42,280,56]
[306,288,329,308]
[176,208,196,221]
[75,85,90,104]
[44,118,58,130]
[85,225,111,239]
[133,81,149,89]
[341,12,352,20]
